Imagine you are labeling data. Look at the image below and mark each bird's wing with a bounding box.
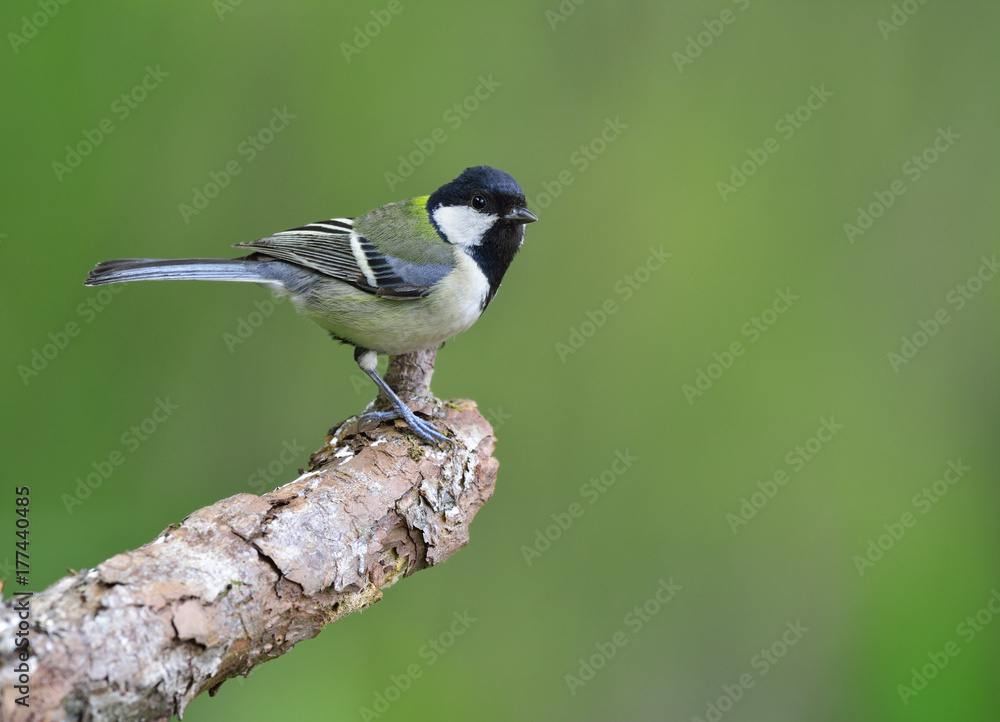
[235,214,450,299]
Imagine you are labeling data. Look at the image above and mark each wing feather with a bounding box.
[235,217,440,299]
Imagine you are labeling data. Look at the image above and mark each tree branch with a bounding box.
[0,350,498,721]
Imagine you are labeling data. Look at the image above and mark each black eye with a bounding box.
[471,194,487,210]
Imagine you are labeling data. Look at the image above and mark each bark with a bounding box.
[0,350,498,721]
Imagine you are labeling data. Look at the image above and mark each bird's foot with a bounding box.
[357,406,451,446]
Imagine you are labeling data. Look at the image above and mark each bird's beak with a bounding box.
[504,207,538,224]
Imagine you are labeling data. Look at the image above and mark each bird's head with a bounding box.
[427,166,536,302]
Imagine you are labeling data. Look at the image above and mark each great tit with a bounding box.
[85,165,537,445]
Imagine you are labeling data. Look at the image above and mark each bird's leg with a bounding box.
[354,348,450,445]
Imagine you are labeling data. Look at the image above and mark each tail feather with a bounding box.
[85,258,270,287]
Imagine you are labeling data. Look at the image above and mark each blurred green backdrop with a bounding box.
[2,2,998,720]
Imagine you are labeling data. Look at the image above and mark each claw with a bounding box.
[354,348,453,446]
[358,408,450,445]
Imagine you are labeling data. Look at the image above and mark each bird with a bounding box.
[85,165,537,445]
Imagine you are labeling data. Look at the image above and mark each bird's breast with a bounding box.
[424,248,491,334]
[301,247,491,355]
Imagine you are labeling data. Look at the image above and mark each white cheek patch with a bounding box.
[432,205,497,248]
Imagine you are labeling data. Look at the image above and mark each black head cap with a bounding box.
[427,166,536,308]
[427,166,528,216]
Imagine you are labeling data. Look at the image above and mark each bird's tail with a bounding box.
[84,258,274,287]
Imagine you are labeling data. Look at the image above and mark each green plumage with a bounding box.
[354,196,452,267]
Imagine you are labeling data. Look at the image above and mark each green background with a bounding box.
[2,1,998,720]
